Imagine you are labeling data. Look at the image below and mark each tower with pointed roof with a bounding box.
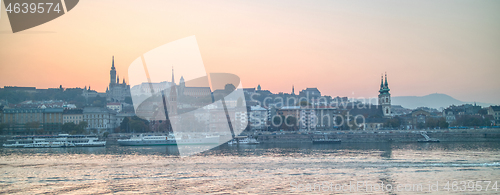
[107,56,131,103]
[378,73,391,118]
[179,76,185,96]
[171,67,175,85]
[292,85,295,95]
[110,56,116,85]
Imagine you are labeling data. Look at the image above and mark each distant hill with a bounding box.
[391,93,493,110]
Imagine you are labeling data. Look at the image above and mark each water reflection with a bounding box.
[1,142,500,194]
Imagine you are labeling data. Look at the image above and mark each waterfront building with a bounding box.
[63,109,83,124]
[277,106,317,131]
[249,105,267,131]
[378,73,392,118]
[82,107,118,133]
[2,108,63,135]
[363,118,386,130]
[488,106,500,124]
[234,109,248,132]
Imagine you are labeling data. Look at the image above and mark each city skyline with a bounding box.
[1,1,499,104]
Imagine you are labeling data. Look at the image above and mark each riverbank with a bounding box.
[251,129,500,143]
[105,128,500,143]
[3,129,499,144]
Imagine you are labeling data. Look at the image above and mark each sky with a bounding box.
[1,0,499,104]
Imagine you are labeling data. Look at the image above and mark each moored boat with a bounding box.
[312,135,341,144]
[117,134,220,146]
[2,134,106,148]
[312,139,341,144]
[228,136,259,145]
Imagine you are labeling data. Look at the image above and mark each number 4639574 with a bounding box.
[5,3,61,14]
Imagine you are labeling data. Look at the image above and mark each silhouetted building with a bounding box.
[106,56,131,102]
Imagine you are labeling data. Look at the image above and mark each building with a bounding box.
[2,108,63,135]
[299,109,317,130]
[106,56,131,102]
[249,105,267,131]
[363,118,386,131]
[106,102,122,113]
[83,107,118,133]
[299,88,321,98]
[277,106,317,131]
[63,109,83,124]
[443,108,456,124]
[488,106,500,124]
[378,73,391,118]
[447,104,482,115]
[409,109,431,129]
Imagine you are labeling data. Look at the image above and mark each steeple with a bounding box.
[117,75,119,84]
[292,85,295,95]
[384,72,388,88]
[111,56,115,70]
[378,72,392,118]
[171,67,175,84]
[380,74,384,89]
[110,56,117,85]
[379,72,390,94]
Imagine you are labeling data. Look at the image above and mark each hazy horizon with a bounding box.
[1,0,499,104]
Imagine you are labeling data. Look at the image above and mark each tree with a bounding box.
[76,121,88,134]
[103,132,109,139]
[119,117,130,132]
[62,122,77,134]
[130,120,147,132]
[453,115,490,127]
[437,118,449,129]
[384,117,401,128]
[25,122,41,135]
[0,123,7,135]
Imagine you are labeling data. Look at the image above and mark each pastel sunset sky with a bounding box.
[1,0,499,104]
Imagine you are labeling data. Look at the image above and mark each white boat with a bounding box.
[228,136,259,145]
[24,141,75,148]
[2,134,106,148]
[117,134,220,146]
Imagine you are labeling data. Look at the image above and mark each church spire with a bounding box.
[292,85,295,95]
[380,74,384,89]
[384,72,388,88]
[172,67,175,84]
[110,56,117,85]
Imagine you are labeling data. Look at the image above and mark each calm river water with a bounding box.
[1,142,500,194]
